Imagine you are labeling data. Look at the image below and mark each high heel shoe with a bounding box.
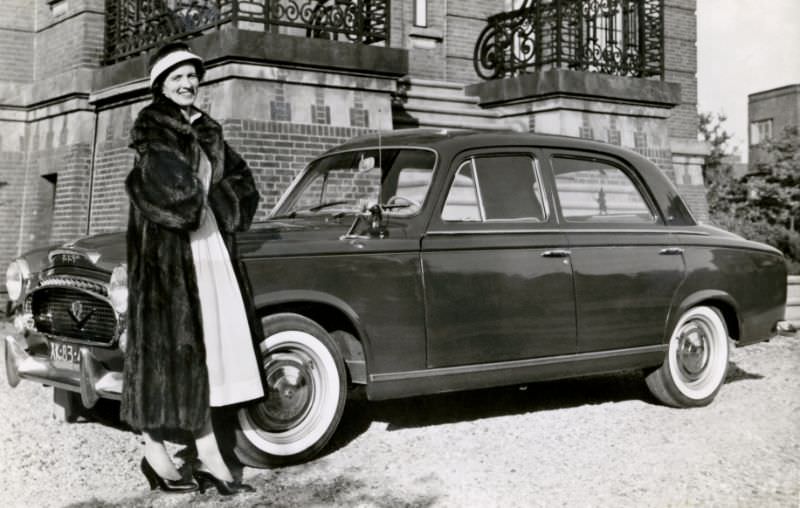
[193,469,255,495]
[140,457,198,493]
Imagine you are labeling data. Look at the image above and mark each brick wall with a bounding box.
[22,143,92,248]
[34,11,104,80]
[445,13,490,84]
[395,0,503,82]
[0,0,35,31]
[0,0,35,83]
[664,0,699,140]
[0,149,27,262]
[88,118,373,234]
[224,121,373,219]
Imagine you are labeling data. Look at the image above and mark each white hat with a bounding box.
[149,49,204,88]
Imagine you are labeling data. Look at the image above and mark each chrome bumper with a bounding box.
[4,335,122,408]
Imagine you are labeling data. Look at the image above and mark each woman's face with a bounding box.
[161,63,199,108]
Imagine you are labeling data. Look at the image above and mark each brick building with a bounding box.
[0,0,708,304]
[748,83,800,168]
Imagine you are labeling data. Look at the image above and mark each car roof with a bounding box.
[329,128,652,165]
[331,128,620,155]
[323,128,696,227]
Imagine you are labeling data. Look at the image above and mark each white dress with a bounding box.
[189,148,264,407]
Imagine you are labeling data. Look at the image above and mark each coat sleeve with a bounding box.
[207,142,260,233]
[126,144,205,231]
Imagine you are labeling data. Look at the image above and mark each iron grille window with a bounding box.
[104,0,391,65]
[474,0,664,80]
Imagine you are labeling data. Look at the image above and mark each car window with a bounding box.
[442,161,481,221]
[552,157,656,223]
[276,148,436,217]
[442,155,548,222]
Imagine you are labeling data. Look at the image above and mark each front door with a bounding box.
[422,151,576,368]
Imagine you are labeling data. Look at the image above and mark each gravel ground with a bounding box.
[1,322,798,508]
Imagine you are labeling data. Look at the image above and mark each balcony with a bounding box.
[473,0,664,81]
[104,0,391,65]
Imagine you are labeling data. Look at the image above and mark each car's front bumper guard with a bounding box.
[4,335,122,408]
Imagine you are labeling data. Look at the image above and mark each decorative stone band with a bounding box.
[149,50,203,87]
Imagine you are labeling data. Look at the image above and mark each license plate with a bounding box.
[50,341,81,370]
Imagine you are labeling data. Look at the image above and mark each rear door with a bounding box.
[421,149,576,368]
[547,151,685,353]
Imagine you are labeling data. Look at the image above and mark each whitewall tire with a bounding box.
[234,313,347,466]
[646,306,730,407]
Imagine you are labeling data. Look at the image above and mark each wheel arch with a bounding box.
[670,290,741,342]
[253,290,370,384]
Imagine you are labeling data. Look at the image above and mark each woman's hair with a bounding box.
[149,41,205,96]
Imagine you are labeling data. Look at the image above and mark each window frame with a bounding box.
[439,151,551,225]
[750,118,773,146]
[547,152,664,227]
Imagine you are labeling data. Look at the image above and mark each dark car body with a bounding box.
[4,129,788,465]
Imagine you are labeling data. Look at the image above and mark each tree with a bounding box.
[748,125,800,231]
[698,112,746,218]
[699,113,800,273]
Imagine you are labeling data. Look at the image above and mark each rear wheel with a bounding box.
[646,306,730,407]
[234,313,347,466]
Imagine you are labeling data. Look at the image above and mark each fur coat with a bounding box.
[120,95,261,436]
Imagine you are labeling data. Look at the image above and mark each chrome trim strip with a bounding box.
[427,229,563,235]
[370,344,667,383]
[426,228,709,236]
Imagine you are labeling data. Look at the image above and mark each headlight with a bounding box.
[5,259,30,302]
[109,264,128,314]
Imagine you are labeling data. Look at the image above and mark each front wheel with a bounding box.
[646,306,730,407]
[234,313,347,467]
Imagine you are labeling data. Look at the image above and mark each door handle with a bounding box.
[541,249,571,258]
[659,247,684,255]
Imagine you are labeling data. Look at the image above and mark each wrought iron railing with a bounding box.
[104,0,390,65]
[474,0,664,80]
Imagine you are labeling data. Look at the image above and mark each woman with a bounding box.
[121,42,264,495]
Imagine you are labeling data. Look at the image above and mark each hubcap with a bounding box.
[252,351,315,432]
[676,323,711,380]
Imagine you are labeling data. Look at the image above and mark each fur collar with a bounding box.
[131,95,227,186]
[132,95,222,146]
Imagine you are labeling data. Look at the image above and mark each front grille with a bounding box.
[26,277,118,346]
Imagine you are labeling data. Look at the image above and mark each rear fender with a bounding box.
[667,290,741,343]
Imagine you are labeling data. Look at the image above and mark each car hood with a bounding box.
[12,232,125,276]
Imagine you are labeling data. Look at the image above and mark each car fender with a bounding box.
[665,289,741,344]
[253,289,372,375]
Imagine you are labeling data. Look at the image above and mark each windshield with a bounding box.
[273,148,436,218]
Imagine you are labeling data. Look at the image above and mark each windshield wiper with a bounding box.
[272,200,353,220]
[307,200,351,212]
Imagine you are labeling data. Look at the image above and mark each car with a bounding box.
[4,128,789,466]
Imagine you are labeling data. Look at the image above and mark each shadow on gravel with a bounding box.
[330,369,653,440]
[64,473,438,508]
[724,361,764,383]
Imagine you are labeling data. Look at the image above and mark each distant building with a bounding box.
[0,0,710,306]
[748,83,800,168]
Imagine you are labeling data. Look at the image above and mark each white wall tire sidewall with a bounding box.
[238,329,341,457]
[667,306,728,401]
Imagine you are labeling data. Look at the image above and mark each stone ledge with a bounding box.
[94,27,408,93]
[465,69,682,108]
